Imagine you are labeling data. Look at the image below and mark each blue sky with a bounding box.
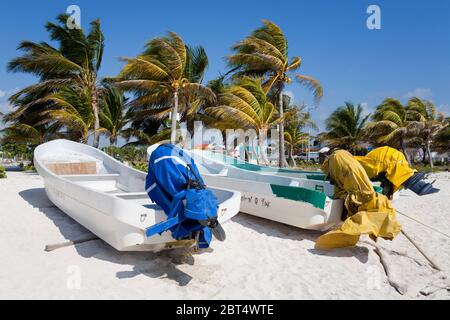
[1,0,449,134]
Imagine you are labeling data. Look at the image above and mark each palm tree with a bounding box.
[323,102,370,154]
[1,99,63,145]
[98,86,129,154]
[184,45,209,84]
[283,95,317,165]
[284,126,308,166]
[115,32,215,144]
[227,20,323,167]
[365,98,423,163]
[7,14,104,147]
[206,77,293,165]
[1,123,59,145]
[39,87,95,143]
[407,97,448,168]
[433,117,450,155]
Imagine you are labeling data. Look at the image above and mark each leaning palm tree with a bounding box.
[97,86,129,154]
[115,33,215,144]
[206,77,292,165]
[7,14,104,147]
[407,97,448,168]
[39,87,95,143]
[365,98,423,162]
[228,20,323,167]
[323,102,370,154]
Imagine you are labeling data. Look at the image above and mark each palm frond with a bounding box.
[295,75,323,105]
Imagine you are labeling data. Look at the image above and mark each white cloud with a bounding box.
[404,88,432,99]
[0,90,5,98]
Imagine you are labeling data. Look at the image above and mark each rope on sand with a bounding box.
[396,210,450,239]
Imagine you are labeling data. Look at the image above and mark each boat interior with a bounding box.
[42,151,235,207]
[42,151,153,205]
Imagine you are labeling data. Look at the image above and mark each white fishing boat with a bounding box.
[148,144,344,231]
[34,139,241,251]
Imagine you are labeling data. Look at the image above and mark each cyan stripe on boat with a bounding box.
[204,151,326,177]
[269,184,327,209]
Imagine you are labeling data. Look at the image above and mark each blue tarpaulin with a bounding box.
[145,144,219,248]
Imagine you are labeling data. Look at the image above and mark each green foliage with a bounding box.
[98,85,129,146]
[364,97,448,165]
[105,146,148,163]
[131,162,148,173]
[433,118,450,153]
[6,13,105,147]
[0,165,6,179]
[322,102,370,154]
[413,163,449,173]
[293,160,322,171]
[115,32,215,144]
[227,20,323,167]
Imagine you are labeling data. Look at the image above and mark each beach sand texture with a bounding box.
[0,171,449,299]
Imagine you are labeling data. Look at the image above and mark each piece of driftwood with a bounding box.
[419,276,450,296]
[45,235,100,252]
[401,229,443,272]
[373,246,408,295]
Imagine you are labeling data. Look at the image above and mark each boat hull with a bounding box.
[203,174,343,231]
[35,140,241,251]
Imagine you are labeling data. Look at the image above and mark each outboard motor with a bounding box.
[145,144,225,248]
[403,172,439,196]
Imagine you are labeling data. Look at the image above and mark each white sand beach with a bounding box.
[0,171,449,299]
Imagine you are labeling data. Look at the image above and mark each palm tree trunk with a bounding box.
[251,139,259,164]
[400,138,411,164]
[170,90,179,145]
[278,92,288,168]
[92,87,100,148]
[258,130,270,166]
[110,137,116,157]
[426,141,433,169]
[421,146,427,163]
[244,139,250,162]
[288,146,295,167]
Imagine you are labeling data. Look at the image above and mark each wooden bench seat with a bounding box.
[45,161,97,175]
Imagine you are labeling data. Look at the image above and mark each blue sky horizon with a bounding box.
[1,0,449,142]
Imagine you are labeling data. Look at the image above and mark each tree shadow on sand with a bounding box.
[19,187,198,286]
[231,213,369,264]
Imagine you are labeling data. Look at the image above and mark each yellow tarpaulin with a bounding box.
[355,146,415,193]
[315,149,402,250]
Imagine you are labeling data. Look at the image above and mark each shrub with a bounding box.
[132,162,148,173]
[0,165,6,179]
[24,164,35,171]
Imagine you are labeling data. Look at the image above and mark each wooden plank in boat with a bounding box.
[46,162,97,175]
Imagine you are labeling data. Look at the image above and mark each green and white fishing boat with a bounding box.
[148,145,344,231]
[193,149,326,180]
